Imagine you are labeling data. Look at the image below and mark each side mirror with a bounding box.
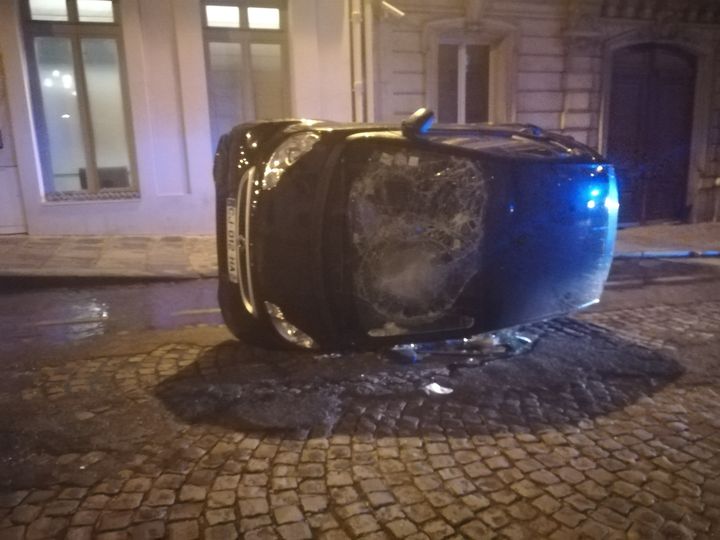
[401,108,435,138]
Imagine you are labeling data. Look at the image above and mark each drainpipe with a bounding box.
[350,1,399,121]
[349,0,367,122]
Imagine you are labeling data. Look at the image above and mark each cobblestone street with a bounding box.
[1,292,720,539]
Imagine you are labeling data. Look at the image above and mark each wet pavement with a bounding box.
[0,279,221,346]
[0,236,217,279]
[0,261,720,539]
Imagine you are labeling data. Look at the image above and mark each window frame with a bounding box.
[22,0,138,200]
[424,20,516,125]
[436,39,491,124]
[202,0,284,30]
[201,0,289,148]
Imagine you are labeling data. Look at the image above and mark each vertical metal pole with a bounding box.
[457,44,467,124]
[350,0,365,121]
[359,0,368,122]
[363,0,375,121]
[348,0,356,121]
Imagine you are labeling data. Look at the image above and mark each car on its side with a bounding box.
[214,108,618,350]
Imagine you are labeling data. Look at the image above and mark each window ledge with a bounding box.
[45,190,140,202]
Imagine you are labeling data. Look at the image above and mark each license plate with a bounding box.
[226,198,239,283]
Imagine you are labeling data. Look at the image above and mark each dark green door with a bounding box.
[606,44,696,224]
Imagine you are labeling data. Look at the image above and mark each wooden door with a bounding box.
[606,44,696,224]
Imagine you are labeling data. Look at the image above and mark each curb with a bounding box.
[614,250,720,260]
[2,254,719,282]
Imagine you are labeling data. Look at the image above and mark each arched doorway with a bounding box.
[606,43,696,224]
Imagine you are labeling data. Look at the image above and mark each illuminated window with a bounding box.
[23,0,135,199]
[29,0,68,21]
[29,0,115,23]
[202,1,288,149]
[77,0,114,23]
[247,7,279,29]
[205,5,241,28]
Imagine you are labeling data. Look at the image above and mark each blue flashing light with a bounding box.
[586,182,605,211]
[419,116,434,134]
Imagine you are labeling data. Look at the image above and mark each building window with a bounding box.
[425,18,515,126]
[202,1,288,149]
[437,42,490,124]
[23,0,136,201]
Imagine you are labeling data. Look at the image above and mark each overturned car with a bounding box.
[214,108,618,350]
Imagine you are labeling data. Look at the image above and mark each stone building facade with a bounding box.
[0,0,718,235]
[0,0,352,235]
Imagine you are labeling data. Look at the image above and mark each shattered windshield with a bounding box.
[344,142,488,336]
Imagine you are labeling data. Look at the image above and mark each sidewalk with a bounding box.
[0,235,217,279]
[614,222,720,257]
[0,223,718,280]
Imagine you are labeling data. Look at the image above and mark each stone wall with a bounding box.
[515,16,566,131]
[375,1,464,119]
